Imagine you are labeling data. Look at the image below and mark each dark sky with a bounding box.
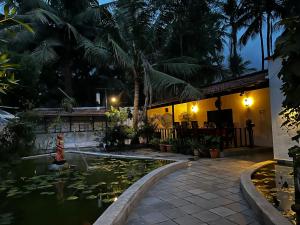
[1,0,281,70]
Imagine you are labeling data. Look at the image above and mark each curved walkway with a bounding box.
[126,155,271,225]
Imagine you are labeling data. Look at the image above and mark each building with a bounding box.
[147,61,294,162]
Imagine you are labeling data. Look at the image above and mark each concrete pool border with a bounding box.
[22,151,190,225]
[240,160,292,225]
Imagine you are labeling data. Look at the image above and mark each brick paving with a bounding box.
[126,158,265,225]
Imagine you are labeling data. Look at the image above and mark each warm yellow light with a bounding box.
[111,97,117,103]
[191,105,199,113]
[243,97,253,107]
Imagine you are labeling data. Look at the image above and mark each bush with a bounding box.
[0,112,38,161]
[104,125,135,147]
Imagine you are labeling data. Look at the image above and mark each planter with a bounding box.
[139,137,147,144]
[209,148,220,158]
[193,149,199,157]
[159,144,166,152]
[124,139,132,145]
[165,144,173,152]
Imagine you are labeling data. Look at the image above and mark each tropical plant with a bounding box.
[107,0,208,129]
[1,0,109,96]
[228,54,255,77]
[0,3,34,95]
[239,0,266,70]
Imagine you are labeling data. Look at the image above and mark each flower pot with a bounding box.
[139,137,147,144]
[124,139,132,145]
[165,144,172,152]
[193,149,199,156]
[159,144,166,152]
[209,148,220,158]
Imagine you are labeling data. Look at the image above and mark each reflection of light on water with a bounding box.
[97,196,102,208]
[114,197,118,202]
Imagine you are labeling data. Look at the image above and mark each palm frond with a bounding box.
[31,39,62,65]
[78,36,110,65]
[24,9,63,25]
[147,66,202,100]
[108,35,134,69]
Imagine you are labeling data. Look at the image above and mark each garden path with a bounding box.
[125,153,272,225]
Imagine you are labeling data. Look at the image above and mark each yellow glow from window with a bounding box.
[243,97,253,107]
[191,105,199,113]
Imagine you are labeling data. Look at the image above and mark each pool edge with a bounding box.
[240,160,292,225]
[93,159,190,225]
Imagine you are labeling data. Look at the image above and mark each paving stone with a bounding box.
[162,208,188,219]
[127,217,149,225]
[192,210,222,222]
[207,218,237,225]
[140,197,164,206]
[179,204,205,214]
[209,207,236,217]
[226,202,249,212]
[166,197,190,207]
[156,220,178,225]
[226,213,254,225]
[173,215,206,225]
[142,212,169,224]
[188,188,206,195]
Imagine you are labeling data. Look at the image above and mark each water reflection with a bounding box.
[252,163,296,224]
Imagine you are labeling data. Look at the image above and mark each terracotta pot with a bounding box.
[209,148,220,158]
[165,144,173,152]
[159,144,166,152]
[193,149,199,156]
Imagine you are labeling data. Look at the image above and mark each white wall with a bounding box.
[269,59,296,161]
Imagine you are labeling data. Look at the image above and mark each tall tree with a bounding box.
[240,0,266,70]
[1,0,109,96]
[107,0,207,129]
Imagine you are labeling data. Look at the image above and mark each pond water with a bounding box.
[252,163,296,224]
[0,154,170,225]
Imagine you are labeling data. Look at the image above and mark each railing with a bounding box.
[156,127,254,148]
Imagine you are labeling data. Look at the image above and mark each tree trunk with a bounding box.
[63,61,73,97]
[132,69,140,130]
[266,13,271,58]
[259,19,265,71]
[232,26,238,59]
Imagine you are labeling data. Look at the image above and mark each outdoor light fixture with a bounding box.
[243,97,253,107]
[191,105,199,113]
[111,96,117,103]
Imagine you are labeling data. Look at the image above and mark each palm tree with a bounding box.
[239,0,265,70]
[222,0,244,60]
[107,0,204,129]
[1,0,109,96]
[228,54,255,77]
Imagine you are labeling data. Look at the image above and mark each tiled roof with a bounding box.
[149,70,269,108]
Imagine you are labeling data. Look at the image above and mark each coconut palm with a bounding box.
[239,0,265,70]
[107,0,205,129]
[1,0,109,96]
[228,54,255,77]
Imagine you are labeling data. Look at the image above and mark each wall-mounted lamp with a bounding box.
[191,105,199,113]
[243,97,253,107]
[110,96,117,103]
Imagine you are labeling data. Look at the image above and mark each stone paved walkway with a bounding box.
[126,157,267,225]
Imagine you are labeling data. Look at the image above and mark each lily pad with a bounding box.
[86,195,97,200]
[67,196,79,201]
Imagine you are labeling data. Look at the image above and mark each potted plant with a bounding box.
[159,139,167,152]
[149,138,160,150]
[204,135,221,158]
[124,126,135,145]
[165,138,174,152]
[187,139,200,156]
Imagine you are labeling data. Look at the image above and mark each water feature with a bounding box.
[0,153,170,225]
[252,163,296,224]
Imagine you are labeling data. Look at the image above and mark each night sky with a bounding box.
[1,0,281,70]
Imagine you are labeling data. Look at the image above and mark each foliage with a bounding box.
[275,13,300,156]
[105,107,128,126]
[228,54,255,77]
[0,111,38,161]
[149,137,160,149]
[138,121,157,140]
[104,125,134,147]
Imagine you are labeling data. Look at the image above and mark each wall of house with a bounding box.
[269,59,295,161]
[147,87,273,147]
